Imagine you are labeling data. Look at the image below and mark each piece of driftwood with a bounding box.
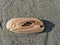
[6,18,44,33]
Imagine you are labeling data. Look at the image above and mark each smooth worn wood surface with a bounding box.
[0,0,60,45]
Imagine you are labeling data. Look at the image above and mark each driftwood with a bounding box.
[0,0,59,45]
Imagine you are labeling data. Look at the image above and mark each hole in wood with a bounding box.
[22,22,32,26]
[40,25,44,28]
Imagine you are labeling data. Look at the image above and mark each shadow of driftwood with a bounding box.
[41,20,55,33]
[40,20,55,45]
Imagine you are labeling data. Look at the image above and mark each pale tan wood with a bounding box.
[6,18,44,33]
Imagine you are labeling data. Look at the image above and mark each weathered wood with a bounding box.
[0,0,60,45]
